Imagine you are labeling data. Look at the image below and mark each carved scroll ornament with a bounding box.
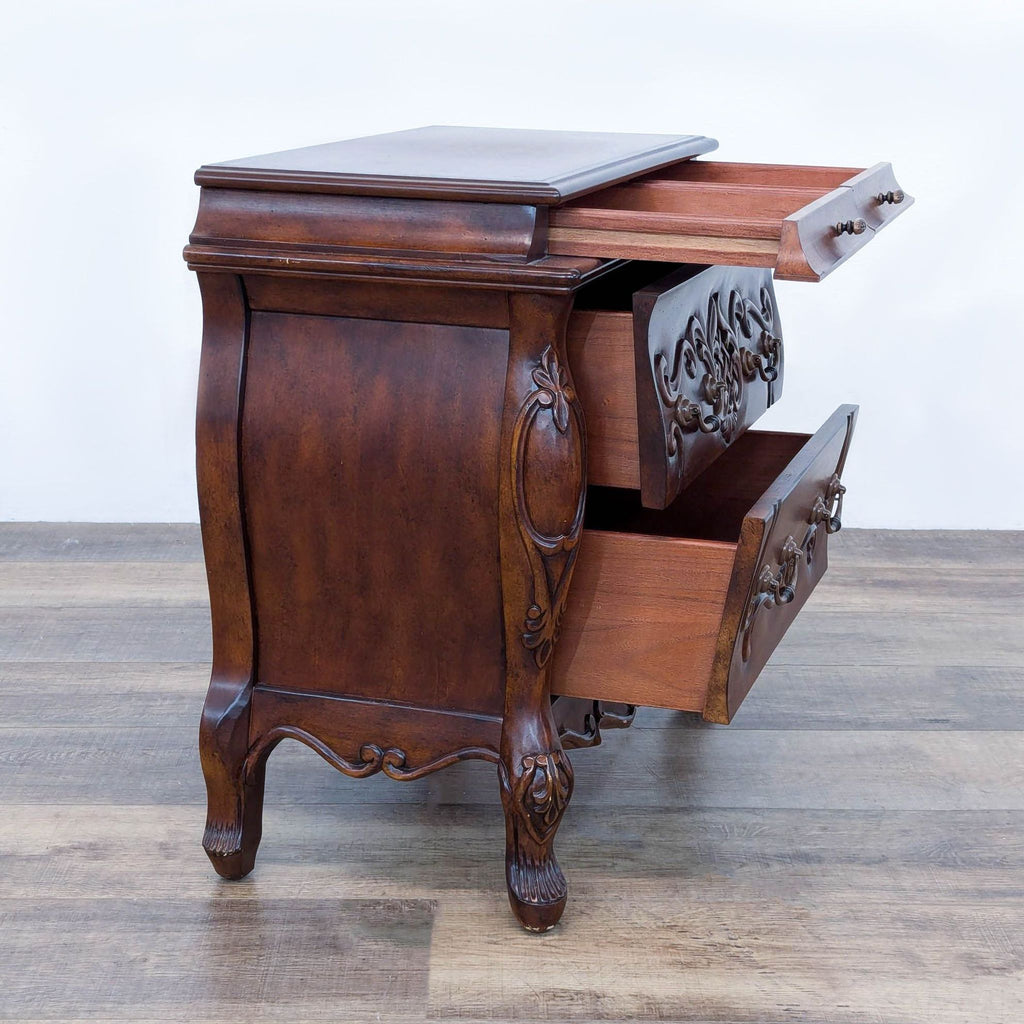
[243,726,499,783]
[656,286,781,450]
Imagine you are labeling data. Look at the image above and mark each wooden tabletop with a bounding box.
[195,125,718,203]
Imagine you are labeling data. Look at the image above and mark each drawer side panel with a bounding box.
[550,531,735,710]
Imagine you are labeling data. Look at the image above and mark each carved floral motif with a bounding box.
[497,748,574,915]
[531,345,574,433]
[499,749,574,842]
[511,345,586,667]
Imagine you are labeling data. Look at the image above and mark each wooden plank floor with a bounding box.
[1,525,1022,1023]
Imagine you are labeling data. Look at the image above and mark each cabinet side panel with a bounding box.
[241,311,509,716]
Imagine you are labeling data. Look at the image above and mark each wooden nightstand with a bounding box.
[184,126,911,931]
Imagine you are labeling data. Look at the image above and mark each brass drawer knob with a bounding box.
[834,218,867,237]
[812,473,846,535]
[876,189,905,205]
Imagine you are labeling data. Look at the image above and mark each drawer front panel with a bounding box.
[634,265,784,509]
[704,405,858,723]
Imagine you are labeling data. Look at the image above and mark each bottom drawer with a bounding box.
[550,405,857,723]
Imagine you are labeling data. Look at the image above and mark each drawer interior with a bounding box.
[572,261,686,311]
[566,262,696,493]
[550,160,912,281]
[550,406,856,721]
[566,260,786,500]
[585,428,808,543]
[550,428,813,714]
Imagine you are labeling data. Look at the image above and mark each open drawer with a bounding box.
[568,262,784,507]
[549,405,857,723]
[550,161,912,281]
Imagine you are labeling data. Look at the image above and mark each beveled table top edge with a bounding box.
[194,126,719,204]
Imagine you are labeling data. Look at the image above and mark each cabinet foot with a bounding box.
[201,754,267,880]
[498,749,574,931]
[200,685,269,880]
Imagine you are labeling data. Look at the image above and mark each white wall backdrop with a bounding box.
[2,0,1022,526]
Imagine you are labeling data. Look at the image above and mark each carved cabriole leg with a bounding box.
[497,291,585,932]
[195,272,262,879]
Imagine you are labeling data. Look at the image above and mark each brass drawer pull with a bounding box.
[740,472,847,657]
[741,536,801,659]
[672,393,722,435]
[812,473,846,534]
[876,189,905,205]
[834,218,867,237]
[740,333,781,384]
[758,535,802,607]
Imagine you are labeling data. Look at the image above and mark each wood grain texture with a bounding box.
[4,600,1021,669]
[0,523,204,560]
[707,407,857,723]
[6,524,1019,568]
[550,532,734,710]
[240,310,508,716]
[429,895,1024,1023]
[551,179,827,239]
[552,415,855,716]
[191,187,547,258]
[548,226,780,266]
[644,161,860,188]
[6,804,1023,903]
[564,310,640,489]
[0,526,1022,1021]
[565,263,786,506]
[1,897,435,1020]
[244,274,512,328]
[5,723,1024,811]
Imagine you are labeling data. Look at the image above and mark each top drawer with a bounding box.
[549,161,912,281]
[568,262,784,509]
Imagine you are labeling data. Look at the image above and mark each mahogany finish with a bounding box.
[186,127,909,932]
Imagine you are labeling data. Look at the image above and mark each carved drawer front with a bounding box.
[549,161,912,281]
[567,263,783,508]
[550,405,857,724]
